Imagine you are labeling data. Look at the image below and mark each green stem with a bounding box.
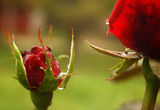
[34,107,47,110]
[141,81,159,110]
[30,91,53,110]
[141,58,160,110]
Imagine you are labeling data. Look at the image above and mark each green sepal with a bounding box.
[38,68,58,92]
[109,58,139,80]
[84,39,140,59]
[38,49,58,92]
[142,58,160,83]
[60,31,75,89]
[13,41,30,89]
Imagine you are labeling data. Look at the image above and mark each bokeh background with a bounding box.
[0,0,157,110]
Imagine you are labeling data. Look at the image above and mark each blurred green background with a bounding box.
[0,0,155,110]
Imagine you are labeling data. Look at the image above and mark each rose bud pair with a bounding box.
[84,1,160,110]
[6,26,75,110]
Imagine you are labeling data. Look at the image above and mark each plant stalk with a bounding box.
[141,81,159,110]
[141,58,160,110]
[30,91,53,110]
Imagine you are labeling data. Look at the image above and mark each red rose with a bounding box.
[108,0,160,60]
[22,46,61,89]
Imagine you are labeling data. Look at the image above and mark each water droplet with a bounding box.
[122,52,127,57]
[58,87,64,91]
[106,20,109,25]
[59,72,67,77]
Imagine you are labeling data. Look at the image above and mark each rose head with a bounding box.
[108,0,160,60]
[6,26,75,92]
[6,27,75,110]
[22,46,61,89]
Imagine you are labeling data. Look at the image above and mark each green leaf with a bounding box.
[109,58,139,80]
[13,41,30,89]
[83,39,140,59]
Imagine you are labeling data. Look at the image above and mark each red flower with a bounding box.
[108,0,160,60]
[22,46,61,89]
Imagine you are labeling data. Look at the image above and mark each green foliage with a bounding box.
[38,49,58,92]
[13,41,30,90]
[60,30,75,89]
[110,59,139,79]
[142,58,160,83]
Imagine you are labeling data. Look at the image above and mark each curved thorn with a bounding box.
[83,38,140,59]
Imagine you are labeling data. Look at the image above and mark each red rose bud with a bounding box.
[6,26,75,90]
[6,27,75,110]
[21,46,61,89]
[108,0,160,60]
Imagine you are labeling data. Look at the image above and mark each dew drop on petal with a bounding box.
[106,20,109,25]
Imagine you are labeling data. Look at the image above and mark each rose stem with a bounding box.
[141,58,159,110]
[31,91,53,110]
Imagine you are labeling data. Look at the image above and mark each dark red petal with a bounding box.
[109,0,125,30]
[50,56,61,78]
[22,46,61,89]
[109,0,160,60]
[31,47,43,55]
[21,50,31,63]
[24,54,46,89]
[38,49,61,78]
[21,50,29,57]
